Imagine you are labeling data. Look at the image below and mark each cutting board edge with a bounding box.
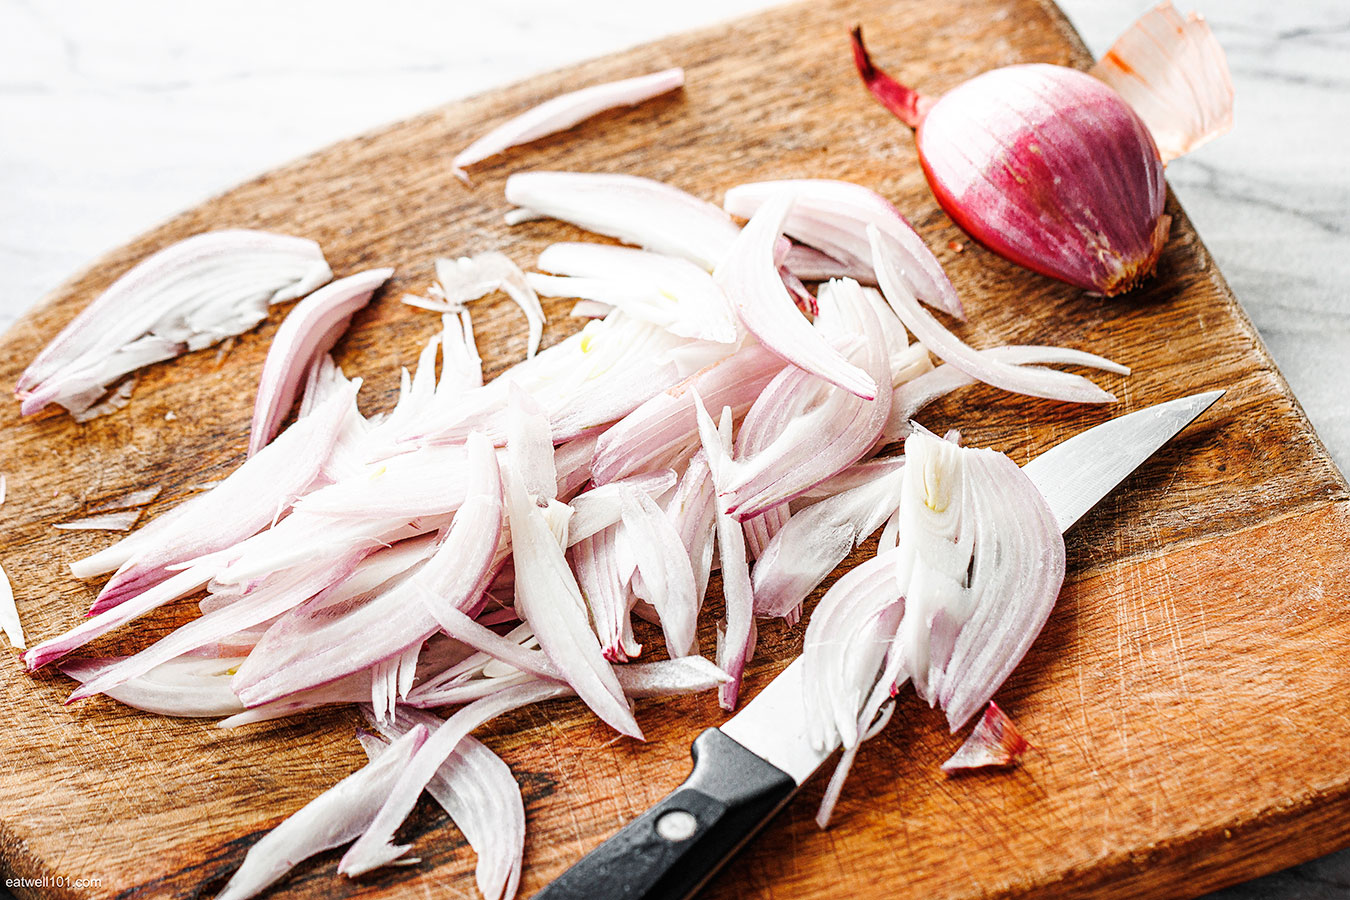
[2,1,1347,899]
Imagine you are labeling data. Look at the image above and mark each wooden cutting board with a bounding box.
[2,0,1348,898]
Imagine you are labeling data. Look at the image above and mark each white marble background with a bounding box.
[1,1,1347,898]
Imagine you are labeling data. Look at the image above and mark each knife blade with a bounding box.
[534,390,1224,900]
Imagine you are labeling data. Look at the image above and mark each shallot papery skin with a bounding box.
[248,267,392,456]
[1089,2,1233,164]
[852,21,1229,296]
[941,701,1029,773]
[16,230,332,418]
[453,67,684,182]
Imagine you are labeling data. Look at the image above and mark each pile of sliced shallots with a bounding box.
[2,3,1235,892]
[15,171,1123,900]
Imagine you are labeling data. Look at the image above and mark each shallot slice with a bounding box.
[213,724,429,900]
[502,465,640,737]
[504,172,741,271]
[530,242,737,343]
[620,489,698,657]
[363,710,525,900]
[76,379,360,611]
[453,67,684,182]
[17,230,332,418]
[897,431,1065,730]
[693,397,755,710]
[941,701,1029,773]
[0,563,22,649]
[248,267,391,456]
[59,656,246,718]
[717,195,878,400]
[883,345,1130,442]
[571,524,641,662]
[724,179,962,318]
[435,253,544,358]
[666,451,717,608]
[717,278,891,519]
[1090,2,1234,163]
[869,227,1116,405]
[590,343,784,485]
[752,461,906,620]
[340,681,568,876]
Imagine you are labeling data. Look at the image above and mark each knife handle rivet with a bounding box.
[655,809,698,842]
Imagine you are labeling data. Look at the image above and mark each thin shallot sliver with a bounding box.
[213,724,430,900]
[0,562,22,649]
[504,172,741,272]
[435,254,544,358]
[248,267,392,457]
[941,701,1029,773]
[716,195,878,400]
[17,230,332,419]
[868,226,1116,405]
[453,68,684,181]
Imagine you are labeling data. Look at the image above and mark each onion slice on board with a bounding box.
[717,195,878,400]
[213,724,429,900]
[505,172,741,271]
[362,709,525,900]
[17,230,332,418]
[868,226,1115,405]
[724,179,962,318]
[248,267,391,456]
[453,68,684,182]
[0,563,22,650]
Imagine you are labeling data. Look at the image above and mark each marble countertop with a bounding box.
[2,1,1346,898]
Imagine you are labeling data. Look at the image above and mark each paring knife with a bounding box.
[534,390,1224,900]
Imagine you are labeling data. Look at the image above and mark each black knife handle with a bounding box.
[534,728,798,900]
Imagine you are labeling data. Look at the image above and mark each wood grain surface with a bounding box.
[1,0,1347,898]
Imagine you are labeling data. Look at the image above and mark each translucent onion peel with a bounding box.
[941,701,1029,773]
[248,267,391,456]
[16,230,333,417]
[453,67,684,182]
[1089,2,1234,164]
[850,22,1229,295]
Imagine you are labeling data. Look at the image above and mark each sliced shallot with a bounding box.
[869,226,1116,405]
[716,195,877,400]
[214,724,429,900]
[17,230,332,418]
[248,267,391,456]
[453,67,684,181]
[505,172,740,271]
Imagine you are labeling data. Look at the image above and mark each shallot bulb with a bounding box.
[851,2,1232,296]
